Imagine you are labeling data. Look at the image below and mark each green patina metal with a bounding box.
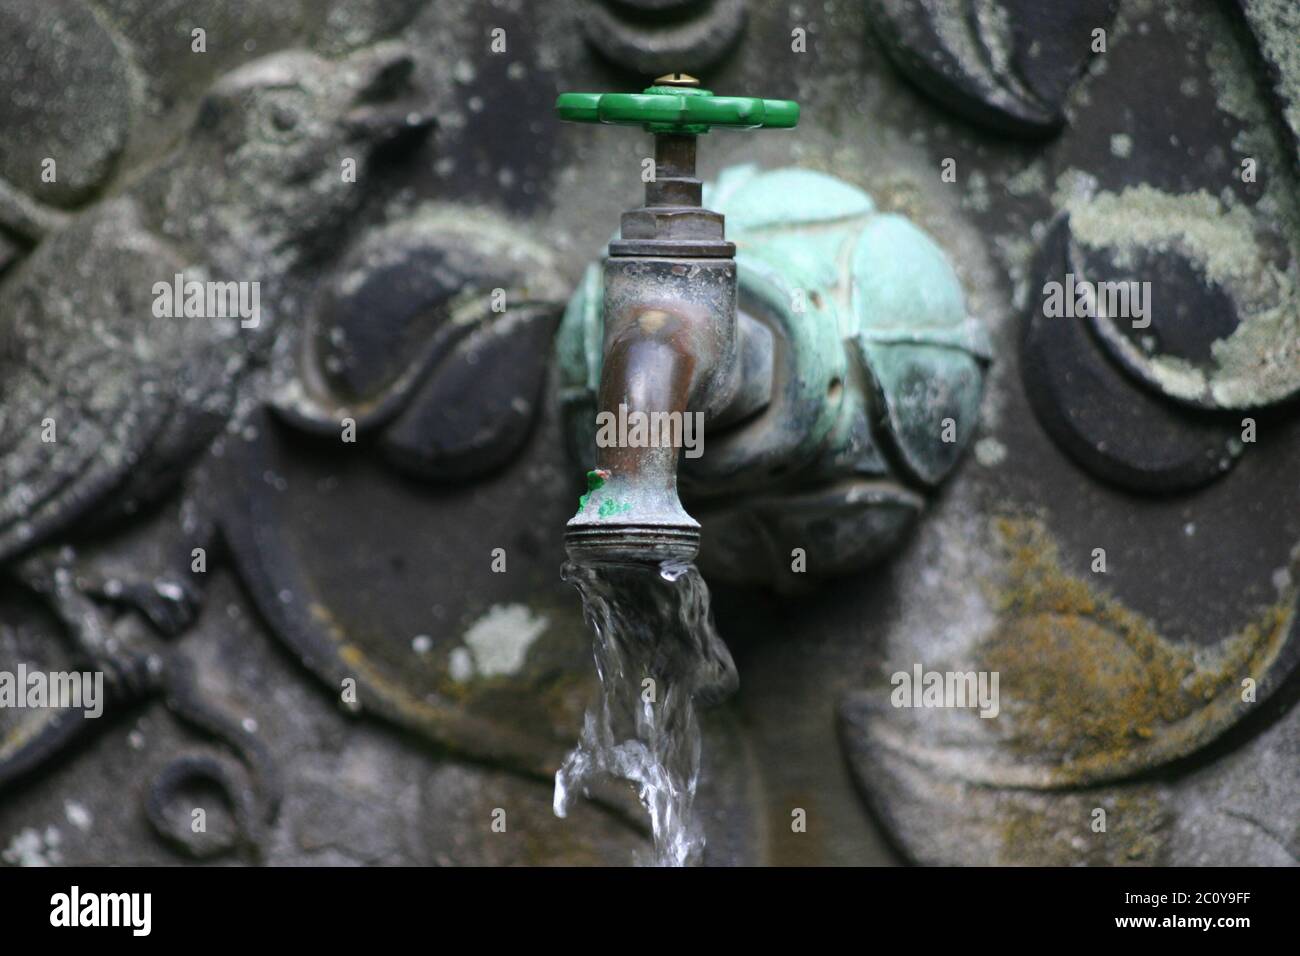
[573,469,633,521]
[597,498,634,519]
[576,468,607,512]
[556,163,992,585]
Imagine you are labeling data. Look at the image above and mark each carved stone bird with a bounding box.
[0,43,434,855]
[0,42,433,572]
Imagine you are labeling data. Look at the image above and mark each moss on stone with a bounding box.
[975,517,1293,773]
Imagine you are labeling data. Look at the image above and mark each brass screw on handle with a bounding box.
[653,73,701,87]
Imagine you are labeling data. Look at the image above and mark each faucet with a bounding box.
[556,75,798,565]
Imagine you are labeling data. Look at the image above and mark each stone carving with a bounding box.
[1055,193,1299,412]
[0,0,132,206]
[840,516,1299,865]
[577,0,748,75]
[0,43,431,564]
[1022,217,1243,493]
[221,204,580,781]
[0,2,680,864]
[0,41,434,857]
[1237,0,1300,163]
[1016,0,1300,491]
[866,0,1119,136]
[271,207,568,479]
[1,0,1296,868]
[0,0,128,271]
[840,0,1300,864]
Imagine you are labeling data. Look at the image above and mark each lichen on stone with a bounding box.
[1057,179,1300,407]
[975,517,1294,779]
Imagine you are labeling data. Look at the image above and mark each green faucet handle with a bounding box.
[556,73,799,135]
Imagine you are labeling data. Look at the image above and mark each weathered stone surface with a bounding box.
[841,654,1300,865]
[1022,216,1242,493]
[272,206,567,483]
[1031,3,1300,411]
[1072,190,1300,411]
[839,511,1299,862]
[1237,0,1300,168]
[382,304,561,480]
[833,1,1300,862]
[0,0,133,208]
[92,0,311,105]
[2,0,1297,869]
[0,572,650,865]
[0,232,17,274]
[0,200,192,563]
[0,41,441,863]
[696,481,922,591]
[217,398,603,785]
[578,0,747,76]
[866,0,1118,136]
[0,581,84,790]
[0,44,431,564]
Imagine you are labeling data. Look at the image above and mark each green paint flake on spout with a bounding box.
[577,469,609,511]
[598,498,633,519]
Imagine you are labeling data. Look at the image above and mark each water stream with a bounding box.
[553,559,737,866]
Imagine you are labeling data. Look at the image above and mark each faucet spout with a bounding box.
[596,312,697,501]
[566,328,703,563]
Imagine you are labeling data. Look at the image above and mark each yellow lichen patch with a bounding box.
[975,517,1294,782]
[995,787,1168,866]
